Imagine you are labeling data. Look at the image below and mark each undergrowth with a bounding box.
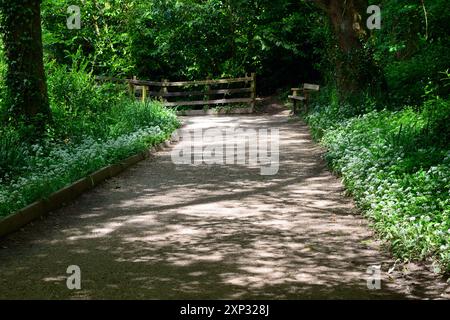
[0,60,180,218]
[305,91,450,273]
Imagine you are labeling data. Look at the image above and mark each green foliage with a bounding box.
[0,61,180,218]
[0,41,7,118]
[0,125,27,180]
[108,100,180,137]
[0,98,179,218]
[41,0,326,93]
[130,0,325,91]
[369,0,450,105]
[305,97,450,272]
[300,0,450,273]
[42,0,136,76]
[46,51,128,141]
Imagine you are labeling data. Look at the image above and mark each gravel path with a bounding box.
[0,111,449,299]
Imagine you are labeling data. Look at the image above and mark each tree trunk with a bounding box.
[0,0,51,126]
[314,0,382,97]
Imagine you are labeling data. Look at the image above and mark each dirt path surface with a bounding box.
[1,108,449,299]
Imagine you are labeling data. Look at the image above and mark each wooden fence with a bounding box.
[96,74,256,109]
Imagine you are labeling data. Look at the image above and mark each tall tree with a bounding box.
[0,0,51,126]
[313,0,382,97]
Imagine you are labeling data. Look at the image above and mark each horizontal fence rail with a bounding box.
[96,74,256,109]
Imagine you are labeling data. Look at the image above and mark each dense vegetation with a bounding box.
[302,0,450,271]
[0,0,448,271]
[0,58,179,217]
[306,91,450,271]
[40,0,326,93]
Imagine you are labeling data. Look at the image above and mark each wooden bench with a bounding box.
[288,83,320,114]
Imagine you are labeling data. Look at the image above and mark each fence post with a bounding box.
[128,76,136,98]
[250,73,256,109]
[205,76,211,111]
[141,85,147,103]
[160,79,169,105]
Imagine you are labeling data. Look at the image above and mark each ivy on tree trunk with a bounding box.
[313,0,383,99]
[0,0,51,127]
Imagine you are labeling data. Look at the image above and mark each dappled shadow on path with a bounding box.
[0,114,448,299]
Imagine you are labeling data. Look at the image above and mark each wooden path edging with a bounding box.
[0,130,182,238]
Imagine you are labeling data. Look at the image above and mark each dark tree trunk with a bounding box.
[313,0,382,97]
[0,0,51,126]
